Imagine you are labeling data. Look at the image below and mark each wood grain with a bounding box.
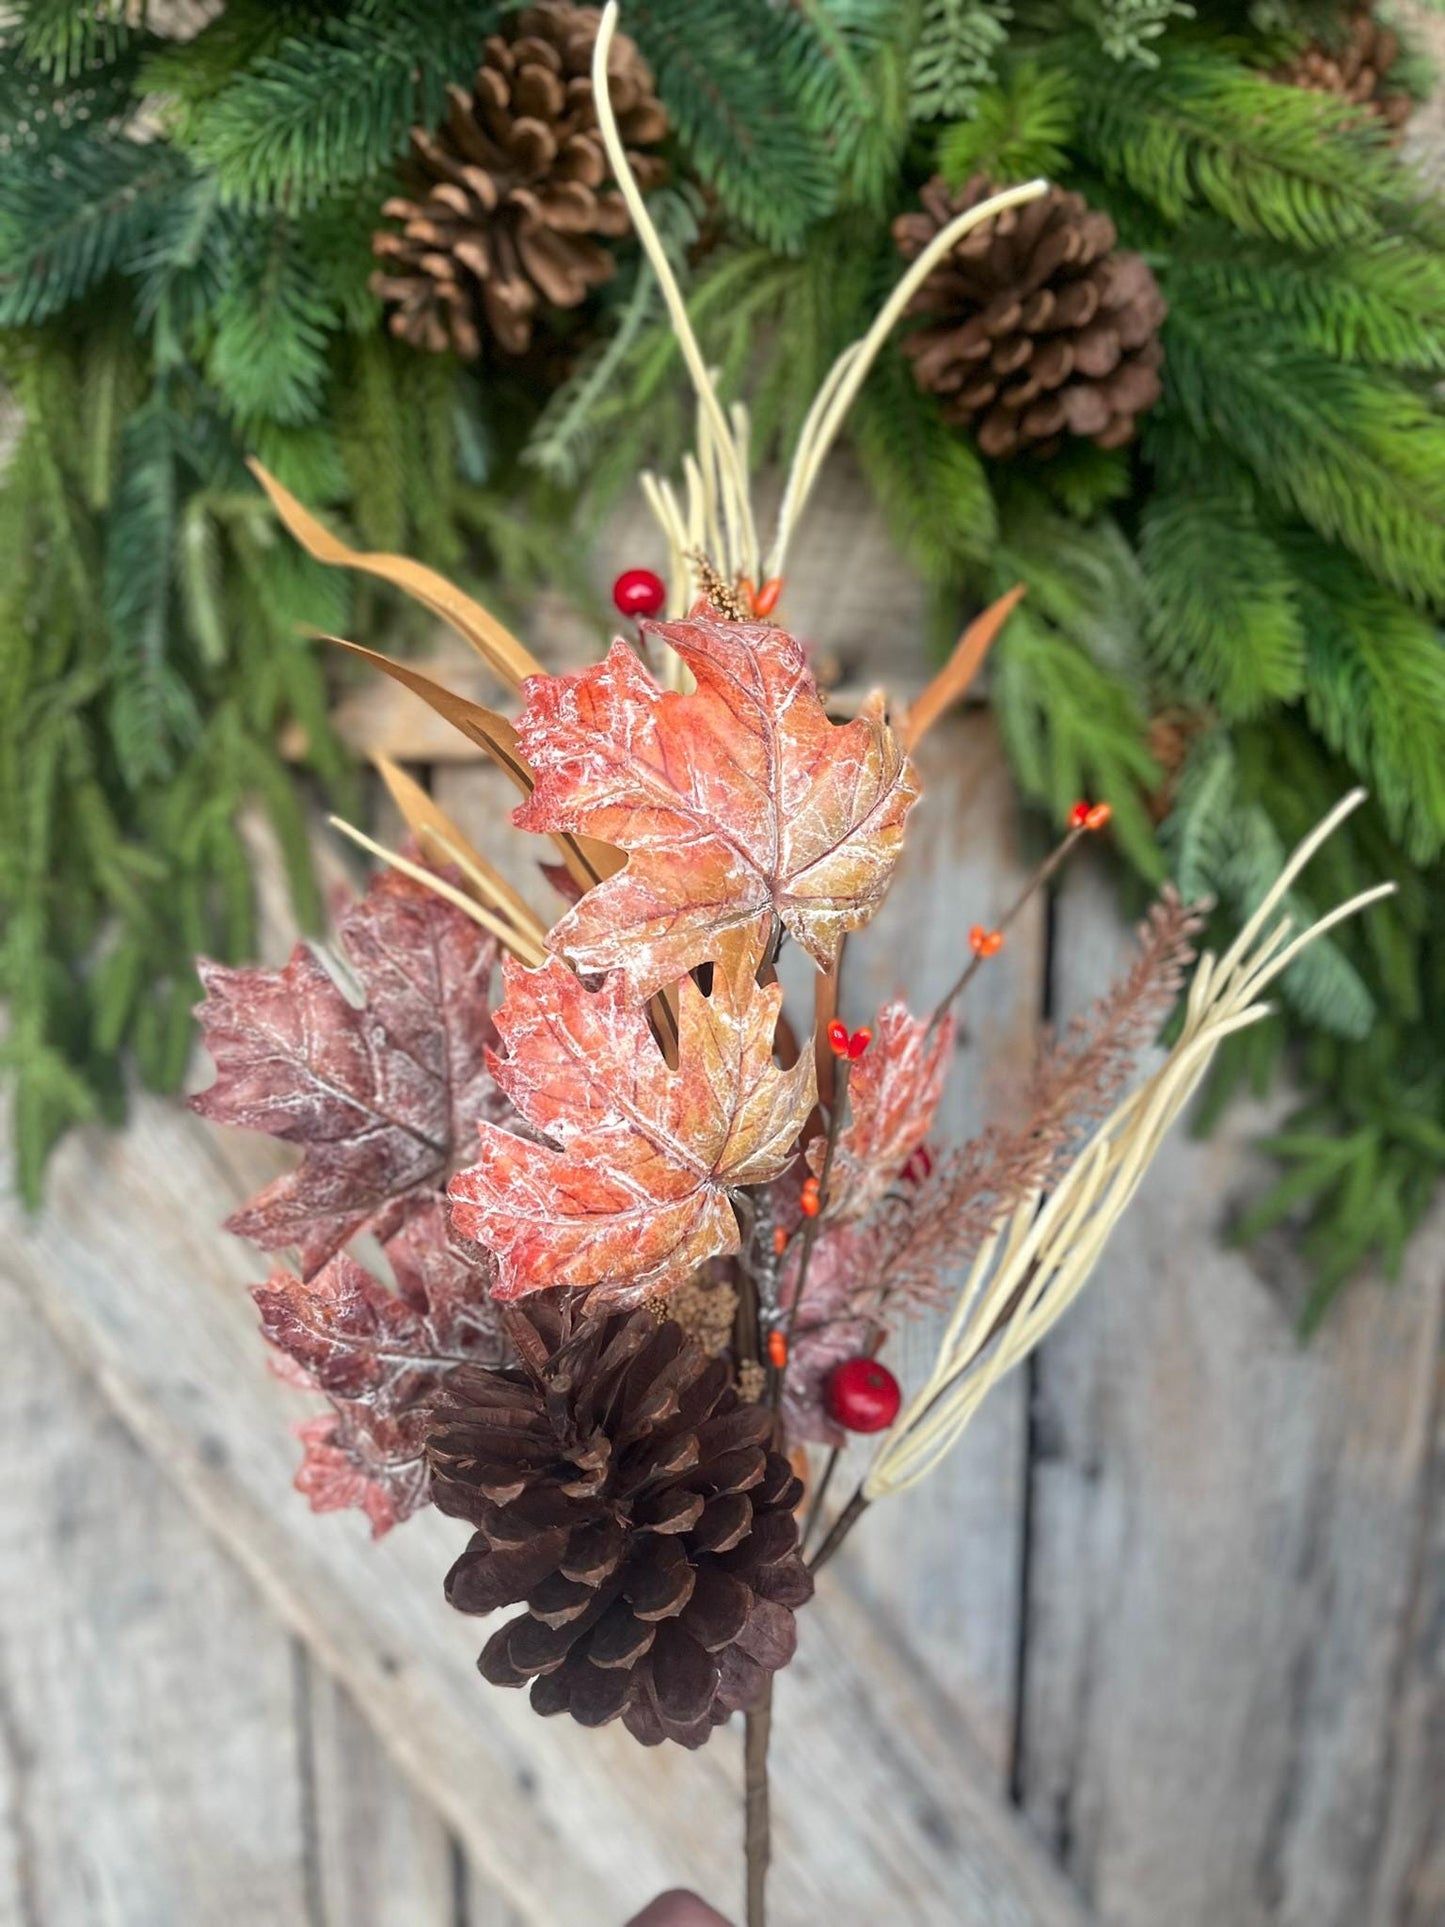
[1017,860,1445,1927]
[0,1272,312,1927]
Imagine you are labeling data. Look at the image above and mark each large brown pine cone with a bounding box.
[429,1299,812,1748]
[894,176,1168,459]
[1271,10,1412,136]
[371,4,668,359]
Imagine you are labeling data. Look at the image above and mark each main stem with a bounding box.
[744,1680,774,1927]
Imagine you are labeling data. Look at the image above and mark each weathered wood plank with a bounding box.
[306,1664,524,1927]
[0,1094,1093,1926]
[1017,859,1445,1927]
[1366,1349,1445,1927]
[0,1271,313,1927]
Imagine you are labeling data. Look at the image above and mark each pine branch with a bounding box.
[0,133,190,325]
[991,602,1163,877]
[1139,485,1307,716]
[1069,39,1428,248]
[187,2,500,206]
[852,344,998,592]
[623,0,837,249]
[910,0,1013,123]
[1167,227,1445,371]
[935,57,1079,183]
[1073,0,1194,67]
[1160,301,1445,603]
[1282,532,1445,863]
[10,0,139,81]
[203,216,337,425]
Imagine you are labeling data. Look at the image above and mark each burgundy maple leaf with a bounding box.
[192,868,501,1275]
[262,1219,508,1535]
[294,1411,432,1538]
[511,604,920,997]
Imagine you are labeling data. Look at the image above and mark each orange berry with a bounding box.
[827,1018,850,1057]
[767,1329,789,1369]
[968,924,1004,959]
[1084,801,1112,830]
[752,576,784,617]
[773,1225,789,1256]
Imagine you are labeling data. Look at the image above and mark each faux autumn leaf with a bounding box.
[192,869,500,1276]
[254,1249,507,1415]
[449,945,816,1304]
[294,1410,431,1538]
[512,604,920,997]
[264,1216,508,1536]
[811,1001,954,1222]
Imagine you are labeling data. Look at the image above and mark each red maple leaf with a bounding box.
[449,945,816,1304]
[192,869,500,1275]
[294,1411,432,1537]
[512,605,920,996]
[254,1248,507,1414]
[813,1001,954,1221]
[264,1219,508,1535]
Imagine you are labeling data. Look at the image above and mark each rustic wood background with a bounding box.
[5,33,1445,1915]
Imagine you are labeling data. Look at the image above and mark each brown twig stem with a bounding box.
[927,822,1087,1036]
[806,1485,870,1574]
[744,1681,773,1927]
[770,1057,852,1408]
[800,1444,841,1557]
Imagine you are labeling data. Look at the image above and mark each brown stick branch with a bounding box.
[928,822,1087,1036]
[800,1444,841,1558]
[744,1681,773,1927]
[806,1485,870,1574]
[769,1057,851,1409]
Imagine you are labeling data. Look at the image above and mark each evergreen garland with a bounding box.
[4,0,1445,1322]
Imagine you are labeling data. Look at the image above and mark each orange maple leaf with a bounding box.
[812,1001,954,1222]
[512,605,920,997]
[448,945,816,1304]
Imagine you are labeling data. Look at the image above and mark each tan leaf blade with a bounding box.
[249,459,541,692]
[449,946,816,1305]
[326,639,610,894]
[513,604,921,997]
[903,585,1026,753]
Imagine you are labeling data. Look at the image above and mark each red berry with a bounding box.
[612,567,667,619]
[901,1141,934,1185]
[827,1018,850,1057]
[846,1024,872,1061]
[1070,799,1092,828]
[824,1356,902,1433]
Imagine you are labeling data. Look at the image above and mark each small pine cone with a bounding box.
[894,176,1168,459]
[371,4,668,359]
[429,1298,812,1748]
[1272,11,1413,137]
